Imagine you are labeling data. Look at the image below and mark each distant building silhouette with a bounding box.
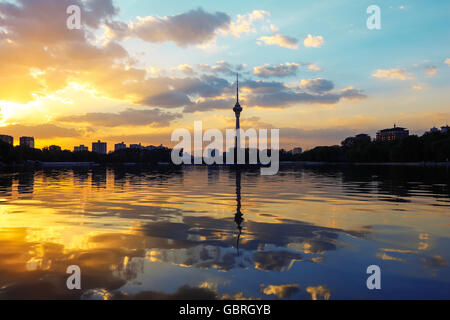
[376,125,409,142]
[92,140,107,154]
[441,125,449,133]
[20,136,35,148]
[291,147,303,155]
[115,142,126,151]
[74,145,89,152]
[429,127,439,133]
[130,143,143,150]
[0,135,13,146]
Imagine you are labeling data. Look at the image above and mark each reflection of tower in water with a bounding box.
[234,169,244,255]
[233,75,244,253]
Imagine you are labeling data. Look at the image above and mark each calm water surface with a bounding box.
[0,165,449,299]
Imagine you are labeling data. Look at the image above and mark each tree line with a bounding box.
[297,131,450,162]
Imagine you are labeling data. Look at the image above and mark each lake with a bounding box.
[0,165,449,299]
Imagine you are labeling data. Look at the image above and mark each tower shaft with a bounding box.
[233,73,242,153]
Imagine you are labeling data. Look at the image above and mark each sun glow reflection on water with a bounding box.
[0,166,449,300]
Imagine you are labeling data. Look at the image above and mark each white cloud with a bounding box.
[106,8,231,47]
[270,24,279,33]
[228,10,270,37]
[425,65,438,76]
[257,34,299,49]
[300,79,334,93]
[106,8,282,48]
[307,63,322,71]
[197,61,244,76]
[303,34,325,48]
[372,68,414,80]
[177,64,195,76]
[147,67,163,75]
[253,63,299,78]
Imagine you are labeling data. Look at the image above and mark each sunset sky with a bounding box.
[0,0,449,151]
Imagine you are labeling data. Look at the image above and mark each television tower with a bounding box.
[233,74,243,152]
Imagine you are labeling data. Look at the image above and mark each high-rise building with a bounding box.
[130,143,143,149]
[376,125,409,142]
[115,142,127,151]
[20,136,35,148]
[430,127,440,133]
[74,145,89,152]
[92,140,107,154]
[0,135,13,146]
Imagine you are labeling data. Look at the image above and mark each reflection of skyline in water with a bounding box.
[0,166,449,300]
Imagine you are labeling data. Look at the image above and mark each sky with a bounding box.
[0,0,449,151]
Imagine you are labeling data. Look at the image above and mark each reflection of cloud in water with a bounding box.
[422,255,447,268]
[0,228,137,299]
[83,285,218,300]
[374,239,448,271]
[306,285,331,300]
[0,211,363,299]
[131,215,367,272]
[0,180,370,299]
[262,284,300,299]
[376,252,406,263]
[253,251,302,271]
[1,166,448,299]
[82,284,260,300]
[220,292,257,300]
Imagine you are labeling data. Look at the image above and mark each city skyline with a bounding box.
[2,122,450,153]
[0,0,449,151]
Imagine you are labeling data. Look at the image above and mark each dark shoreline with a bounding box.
[1,160,449,169]
[279,161,450,167]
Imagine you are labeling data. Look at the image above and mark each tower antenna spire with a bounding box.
[236,73,239,103]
